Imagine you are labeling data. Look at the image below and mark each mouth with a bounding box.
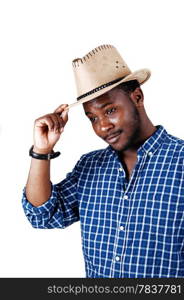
[105,131,122,144]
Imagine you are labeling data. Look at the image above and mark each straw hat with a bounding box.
[69,44,151,108]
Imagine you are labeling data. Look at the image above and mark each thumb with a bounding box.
[60,109,68,124]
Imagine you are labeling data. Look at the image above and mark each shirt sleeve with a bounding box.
[22,158,82,229]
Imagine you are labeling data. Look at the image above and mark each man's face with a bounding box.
[83,88,141,152]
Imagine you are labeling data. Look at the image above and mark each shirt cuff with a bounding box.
[22,183,58,215]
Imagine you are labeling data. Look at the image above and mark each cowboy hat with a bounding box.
[68,44,151,109]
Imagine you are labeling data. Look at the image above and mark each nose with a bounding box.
[99,117,114,132]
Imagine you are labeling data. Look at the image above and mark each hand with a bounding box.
[33,104,69,153]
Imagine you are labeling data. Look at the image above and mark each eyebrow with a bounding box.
[85,102,113,115]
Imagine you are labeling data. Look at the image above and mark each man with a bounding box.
[22,44,184,278]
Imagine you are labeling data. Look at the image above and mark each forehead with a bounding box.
[83,88,129,111]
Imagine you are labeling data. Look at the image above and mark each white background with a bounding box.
[0,0,184,277]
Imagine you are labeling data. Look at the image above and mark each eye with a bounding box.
[89,116,97,123]
[106,107,116,115]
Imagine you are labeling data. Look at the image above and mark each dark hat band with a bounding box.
[77,76,125,101]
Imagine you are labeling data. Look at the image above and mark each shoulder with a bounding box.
[164,131,184,157]
[79,147,109,163]
[166,132,184,147]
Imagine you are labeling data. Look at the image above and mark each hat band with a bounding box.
[77,76,125,101]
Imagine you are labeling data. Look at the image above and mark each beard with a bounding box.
[118,105,141,152]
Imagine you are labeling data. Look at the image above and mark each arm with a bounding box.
[26,157,51,207]
[22,165,80,229]
[25,104,69,207]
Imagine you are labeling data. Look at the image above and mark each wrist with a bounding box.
[30,146,60,160]
[33,146,54,155]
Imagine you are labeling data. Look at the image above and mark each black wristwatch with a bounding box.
[29,146,61,160]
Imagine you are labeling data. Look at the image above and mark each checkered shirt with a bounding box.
[22,125,184,277]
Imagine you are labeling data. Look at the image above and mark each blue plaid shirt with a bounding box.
[22,125,184,278]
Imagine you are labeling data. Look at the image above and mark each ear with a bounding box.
[129,88,144,107]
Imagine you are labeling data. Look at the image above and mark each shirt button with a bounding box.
[115,256,120,261]
[124,195,128,200]
[118,167,123,172]
[119,226,125,231]
[148,151,153,156]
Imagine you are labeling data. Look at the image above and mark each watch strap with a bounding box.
[29,146,60,160]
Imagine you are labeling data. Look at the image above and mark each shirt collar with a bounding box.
[138,125,168,156]
[107,125,168,158]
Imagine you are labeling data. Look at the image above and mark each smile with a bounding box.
[105,132,122,144]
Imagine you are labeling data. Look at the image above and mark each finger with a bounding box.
[54,104,69,114]
[54,104,69,125]
[35,116,55,131]
[49,114,63,132]
[60,109,68,124]
[53,113,66,133]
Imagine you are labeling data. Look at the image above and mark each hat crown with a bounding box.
[72,44,131,97]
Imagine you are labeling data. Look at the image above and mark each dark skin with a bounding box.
[83,87,157,180]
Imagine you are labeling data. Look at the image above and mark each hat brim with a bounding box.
[68,68,151,109]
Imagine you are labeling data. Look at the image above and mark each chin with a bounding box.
[110,136,130,151]
[110,143,128,152]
